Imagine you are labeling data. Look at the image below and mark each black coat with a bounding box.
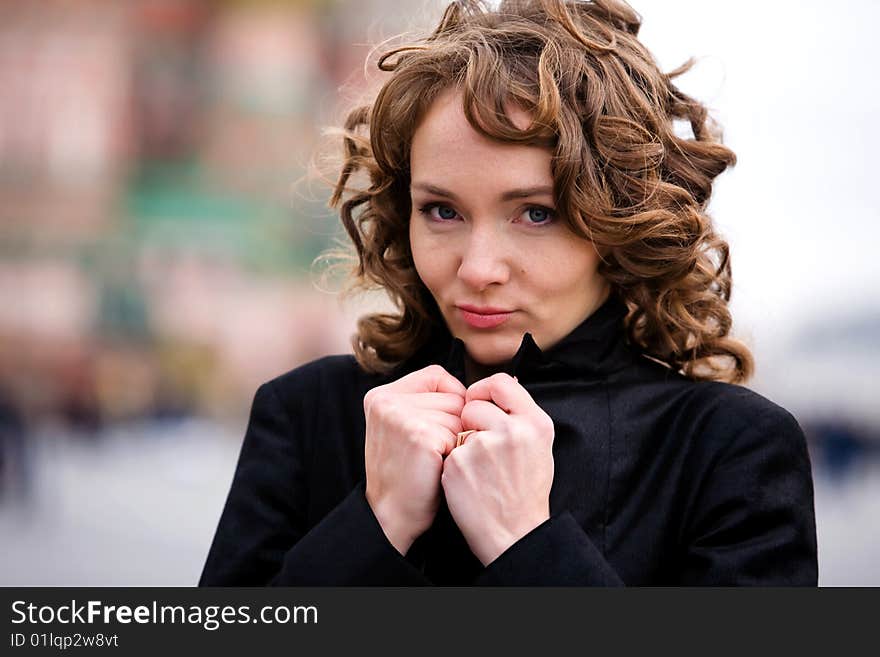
[199,294,818,586]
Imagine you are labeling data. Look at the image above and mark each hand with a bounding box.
[363,364,466,556]
[441,373,555,566]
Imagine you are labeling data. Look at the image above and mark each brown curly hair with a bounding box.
[320,0,754,383]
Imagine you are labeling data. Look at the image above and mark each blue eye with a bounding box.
[418,203,460,221]
[437,205,457,220]
[523,206,554,224]
[417,203,555,226]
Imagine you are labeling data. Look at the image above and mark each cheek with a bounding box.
[410,220,449,289]
[525,239,601,292]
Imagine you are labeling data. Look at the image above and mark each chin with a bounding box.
[465,336,518,367]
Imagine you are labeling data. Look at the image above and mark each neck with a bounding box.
[463,353,507,387]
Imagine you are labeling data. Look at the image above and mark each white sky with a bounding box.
[636,0,880,336]
[631,0,880,414]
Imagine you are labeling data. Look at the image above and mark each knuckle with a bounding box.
[405,418,437,446]
[460,406,477,428]
[507,420,528,442]
[480,432,496,449]
[522,412,549,435]
[364,387,385,411]
[375,398,400,425]
[426,364,446,377]
[502,429,520,448]
[409,418,430,438]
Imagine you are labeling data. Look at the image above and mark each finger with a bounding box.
[461,399,509,433]
[401,392,465,415]
[365,366,465,416]
[454,428,484,448]
[392,364,467,396]
[420,414,459,456]
[465,372,535,415]
[394,410,458,456]
[413,409,464,438]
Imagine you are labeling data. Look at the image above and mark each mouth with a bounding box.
[456,305,514,329]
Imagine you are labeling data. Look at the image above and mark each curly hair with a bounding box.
[321,0,754,383]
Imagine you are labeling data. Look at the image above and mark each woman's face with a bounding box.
[409,87,610,367]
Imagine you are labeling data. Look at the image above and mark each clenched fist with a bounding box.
[441,372,555,566]
[363,364,466,555]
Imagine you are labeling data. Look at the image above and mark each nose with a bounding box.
[456,223,511,291]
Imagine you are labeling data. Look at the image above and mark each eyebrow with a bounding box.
[411,182,555,202]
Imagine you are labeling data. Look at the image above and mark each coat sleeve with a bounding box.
[471,512,625,586]
[198,379,433,586]
[676,407,818,585]
[471,407,818,587]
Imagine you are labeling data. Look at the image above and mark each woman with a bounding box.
[199,0,818,585]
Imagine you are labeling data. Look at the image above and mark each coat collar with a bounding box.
[409,292,636,385]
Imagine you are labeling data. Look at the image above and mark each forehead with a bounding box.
[410,88,553,190]
[418,86,533,133]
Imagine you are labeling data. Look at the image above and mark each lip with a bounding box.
[456,305,513,329]
[457,304,513,315]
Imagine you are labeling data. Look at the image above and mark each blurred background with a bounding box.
[0,0,877,586]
